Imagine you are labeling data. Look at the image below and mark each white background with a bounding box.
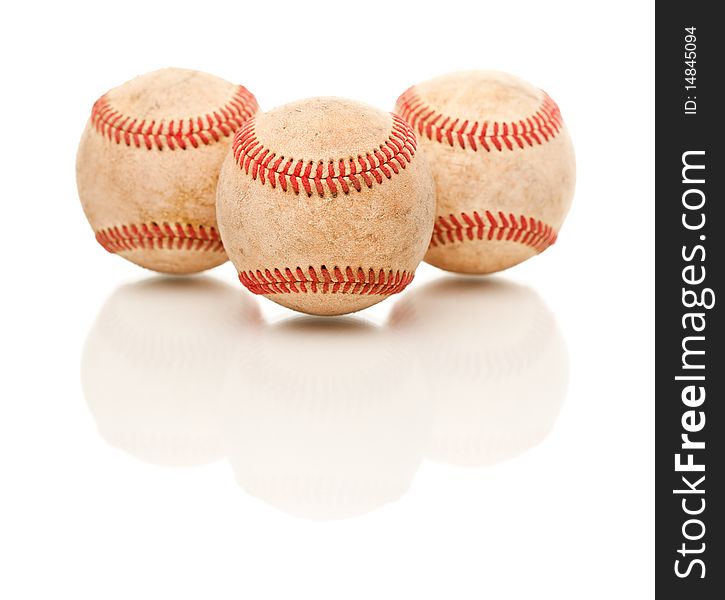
[0,1,654,598]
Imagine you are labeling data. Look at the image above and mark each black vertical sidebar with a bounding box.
[656,4,722,598]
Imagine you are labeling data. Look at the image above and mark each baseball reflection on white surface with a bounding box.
[390,276,569,466]
[81,276,261,467]
[82,274,567,519]
[221,317,429,520]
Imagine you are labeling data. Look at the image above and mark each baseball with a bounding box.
[216,97,436,316]
[395,71,576,274]
[76,68,258,274]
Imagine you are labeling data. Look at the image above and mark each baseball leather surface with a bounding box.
[216,97,436,316]
[76,68,258,274]
[395,71,576,274]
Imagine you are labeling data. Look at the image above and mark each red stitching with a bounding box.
[231,114,417,198]
[395,88,563,152]
[95,223,225,253]
[90,86,258,151]
[430,211,557,252]
[239,266,414,295]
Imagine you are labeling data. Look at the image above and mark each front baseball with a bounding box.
[216,97,436,316]
[76,68,258,274]
[395,71,576,274]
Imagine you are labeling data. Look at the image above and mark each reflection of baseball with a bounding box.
[222,317,429,520]
[82,277,260,467]
[395,71,576,274]
[390,277,568,466]
[77,68,258,274]
[216,97,435,316]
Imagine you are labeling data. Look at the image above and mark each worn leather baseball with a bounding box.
[216,97,436,316]
[395,71,576,274]
[76,68,258,274]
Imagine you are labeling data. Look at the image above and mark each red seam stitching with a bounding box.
[394,88,563,152]
[239,266,414,296]
[90,86,258,151]
[95,223,225,253]
[429,211,557,252]
[231,114,418,198]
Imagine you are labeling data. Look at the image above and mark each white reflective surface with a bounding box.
[82,275,568,520]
